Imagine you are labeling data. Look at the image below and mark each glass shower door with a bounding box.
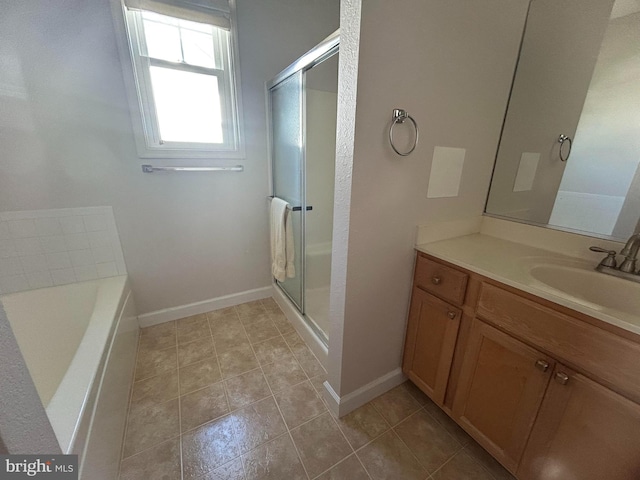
[270,71,305,310]
[303,53,338,341]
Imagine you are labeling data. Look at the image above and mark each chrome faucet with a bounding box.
[619,234,640,273]
[589,246,617,268]
[590,233,640,284]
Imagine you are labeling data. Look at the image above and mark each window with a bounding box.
[121,0,242,158]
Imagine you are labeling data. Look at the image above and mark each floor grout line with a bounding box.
[119,434,182,461]
[122,300,506,480]
[309,451,369,480]
[131,346,179,383]
[350,425,392,454]
[367,391,473,479]
[206,311,230,419]
[324,391,397,457]
[391,414,435,479]
[459,444,510,480]
[239,302,313,480]
[119,325,182,474]
[354,453,374,480]
[367,393,397,429]
[347,398,433,479]
[176,315,287,434]
[219,306,251,479]
[170,323,183,480]
[131,315,353,477]
[285,405,328,432]
[116,330,143,478]
[214,311,243,480]
[179,311,238,479]
[321,412,360,477]
[428,448,460,479]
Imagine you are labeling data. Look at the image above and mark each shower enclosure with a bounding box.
[268,31,338,345]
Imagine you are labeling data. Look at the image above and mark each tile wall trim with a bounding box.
[0,206,127,294]
[137,286,272,327]
[323,368,406,418]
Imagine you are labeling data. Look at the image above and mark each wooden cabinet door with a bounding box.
[518,365,640,480]
[452,319,554,473]
[403,287,461,405]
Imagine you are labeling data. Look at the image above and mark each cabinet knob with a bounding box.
[447,311,457,320]
[534,359,549,372]
[432,276,441,285]
[555,372,570,385]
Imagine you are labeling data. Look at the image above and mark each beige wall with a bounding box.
[486,0,614,224]
[554,12,640,239]
[0,0,339,314]
[559,12,640,198]
[329,0,529,397]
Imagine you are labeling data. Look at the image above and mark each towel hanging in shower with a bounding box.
[270,197,295,281]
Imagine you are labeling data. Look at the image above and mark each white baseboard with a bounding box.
[271,284,328,368]
[137,286,272,327]
[323,367,406,417]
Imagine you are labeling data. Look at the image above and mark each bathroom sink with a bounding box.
[528,264,640,316]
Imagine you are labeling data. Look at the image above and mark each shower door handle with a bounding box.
[291,206,313,211]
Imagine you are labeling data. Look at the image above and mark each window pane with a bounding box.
[143,20,182,63]
[149,66,223,144]
[181,29,215,69]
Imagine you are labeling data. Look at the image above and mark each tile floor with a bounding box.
[118,298,515,480]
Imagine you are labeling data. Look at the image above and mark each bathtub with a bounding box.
[1,276,138,479]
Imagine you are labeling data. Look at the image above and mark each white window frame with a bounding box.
[113,0,244,159]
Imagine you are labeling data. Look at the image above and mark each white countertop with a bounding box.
[416,233,640,336]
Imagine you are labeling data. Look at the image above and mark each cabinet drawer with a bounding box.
[415,255,468,305]
[477,282,640,403]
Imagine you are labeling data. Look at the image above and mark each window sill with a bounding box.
[135,145,245,160]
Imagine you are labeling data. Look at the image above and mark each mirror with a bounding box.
[485,0,640,241]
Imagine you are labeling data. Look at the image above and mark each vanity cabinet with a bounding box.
[452,319,554,472]
[403,256,466,405]
[403,252,640,479]
[518,364,640,480]
[403,288,461,405]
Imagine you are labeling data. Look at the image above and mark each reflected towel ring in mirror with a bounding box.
[558,134,572,162]
[389,108,419,156]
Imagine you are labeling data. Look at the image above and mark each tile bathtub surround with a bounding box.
[119,298,514,480]
[0,207,126,294]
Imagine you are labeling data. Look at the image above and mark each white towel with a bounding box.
[270,197,296,281]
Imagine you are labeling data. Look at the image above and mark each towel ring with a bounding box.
[389,108,419,156]
[558,134,572,162]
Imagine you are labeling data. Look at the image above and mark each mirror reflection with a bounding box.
[486,0,640,241]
